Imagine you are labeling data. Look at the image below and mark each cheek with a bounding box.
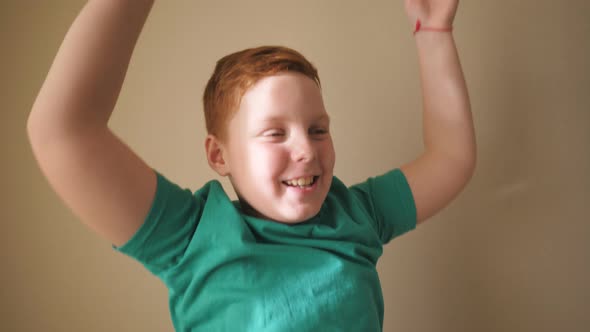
[320,141,336,170]
[245,144,288,179]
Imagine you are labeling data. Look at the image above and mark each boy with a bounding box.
[27,0,476,331]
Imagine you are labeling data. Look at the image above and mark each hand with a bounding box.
[404,0,459,29]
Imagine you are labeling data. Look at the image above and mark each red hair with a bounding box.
[202,45,321,141]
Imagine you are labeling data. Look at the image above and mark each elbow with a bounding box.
[433,142,477,186]
[431,141,477,179]
[26,106,85,147]
[26,107,62,149]
[457,144,477,182]
[26,110,40,146]
[461,145,477,186]
[26,108,50,148]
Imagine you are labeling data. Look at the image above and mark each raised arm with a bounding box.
[27,0,157,246]
[399,0,477,224]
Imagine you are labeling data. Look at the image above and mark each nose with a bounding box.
[290,134,315,163]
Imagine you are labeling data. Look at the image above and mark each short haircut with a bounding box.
[203,45,321,141]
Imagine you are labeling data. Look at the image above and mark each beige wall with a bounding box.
[2,0,589,331]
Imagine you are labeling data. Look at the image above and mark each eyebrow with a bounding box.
[260,114,331,123]
[315,114,331,123]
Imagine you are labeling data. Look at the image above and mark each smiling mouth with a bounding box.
[282,176,319,188]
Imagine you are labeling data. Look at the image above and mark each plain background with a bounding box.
[2,0,589,331]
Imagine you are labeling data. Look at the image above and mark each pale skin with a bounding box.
[205,72,336,224]
[27,0,475,247]
[400,0,476,223]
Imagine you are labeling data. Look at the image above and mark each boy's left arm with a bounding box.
[399,0,477,224]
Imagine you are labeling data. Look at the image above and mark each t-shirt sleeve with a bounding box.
[113,170,205,275]
[348,168,417,245]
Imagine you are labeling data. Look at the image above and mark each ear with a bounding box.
[205,134,230,176]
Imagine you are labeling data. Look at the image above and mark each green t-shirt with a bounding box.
[115,168,416,331]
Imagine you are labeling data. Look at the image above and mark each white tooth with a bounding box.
[285,177,314,187]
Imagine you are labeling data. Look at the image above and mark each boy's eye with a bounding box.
[310,128,328,135]
[263,130,284,137]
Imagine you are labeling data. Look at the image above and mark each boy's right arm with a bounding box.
[27,0,157,247]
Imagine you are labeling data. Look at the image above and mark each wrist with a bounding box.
[414,30,455,51]
[413,19,453,36]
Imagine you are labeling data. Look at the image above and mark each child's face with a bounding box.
[223,72,335,224]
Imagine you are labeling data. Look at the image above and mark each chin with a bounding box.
[273,206,321,224]
[242,195,324,224]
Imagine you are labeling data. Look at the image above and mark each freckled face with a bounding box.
[223,72,335,224]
